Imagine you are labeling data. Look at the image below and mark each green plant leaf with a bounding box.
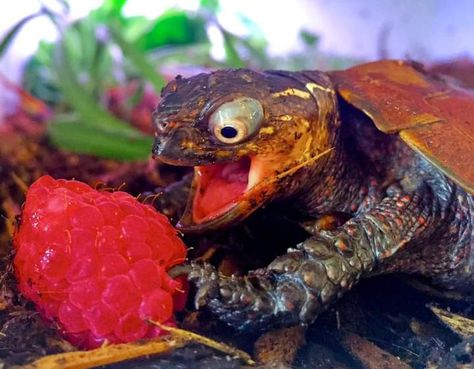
[121,16,153,40]
[50,38,156,161]
[200,0,220,12]
[49,118,153,161]
[0,12,44,60]
[23,55,62,105]
[300,29,319,47]
[137,10,208,51]
[221,30,245,68]
[101,0,128,15]
[53,39,144,137]
[109,24,166,93]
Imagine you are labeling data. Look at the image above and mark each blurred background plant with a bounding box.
[2,0,473,162]
[0,0,345,161]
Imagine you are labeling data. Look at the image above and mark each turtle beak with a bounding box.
[153,127,200,166]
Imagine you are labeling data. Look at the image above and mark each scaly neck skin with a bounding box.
[292,136,376,217]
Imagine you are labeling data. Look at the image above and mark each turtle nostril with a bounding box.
[152,128,190,161]
[156,120,169,134]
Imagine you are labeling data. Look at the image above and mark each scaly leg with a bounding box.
[181,188,436,330]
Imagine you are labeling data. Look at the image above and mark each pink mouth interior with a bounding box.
[193,157,250,222]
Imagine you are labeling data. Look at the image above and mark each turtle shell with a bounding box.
[330,60,474,194]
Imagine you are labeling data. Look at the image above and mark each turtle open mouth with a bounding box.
[192,156,252,222]
[176,148,333,232]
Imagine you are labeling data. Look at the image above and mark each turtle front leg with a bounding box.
[186,234,374,331]
[185,189,433,330]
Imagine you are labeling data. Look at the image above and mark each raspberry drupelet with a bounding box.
[13,176,187,349]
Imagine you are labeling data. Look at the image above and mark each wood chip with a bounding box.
[343,332,412,369]
[430,306,474,338]
[254,325,306,366]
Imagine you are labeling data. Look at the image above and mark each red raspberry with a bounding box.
[13,175,187,349]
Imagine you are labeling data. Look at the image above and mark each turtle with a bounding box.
[152,60,474,331]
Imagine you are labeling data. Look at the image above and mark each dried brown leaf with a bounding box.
[13,336,187,369]
[150,320,255,365]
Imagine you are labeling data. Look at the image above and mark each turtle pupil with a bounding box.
[221,126,238,139]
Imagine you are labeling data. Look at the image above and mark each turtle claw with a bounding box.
[170,261,230,310]
[194,281,217,309]
[177,262,280,329]
[181,262,221,309]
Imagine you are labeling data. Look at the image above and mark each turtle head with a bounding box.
[153,69,339,232]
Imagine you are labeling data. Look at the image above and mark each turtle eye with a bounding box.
[209,97,264,144]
